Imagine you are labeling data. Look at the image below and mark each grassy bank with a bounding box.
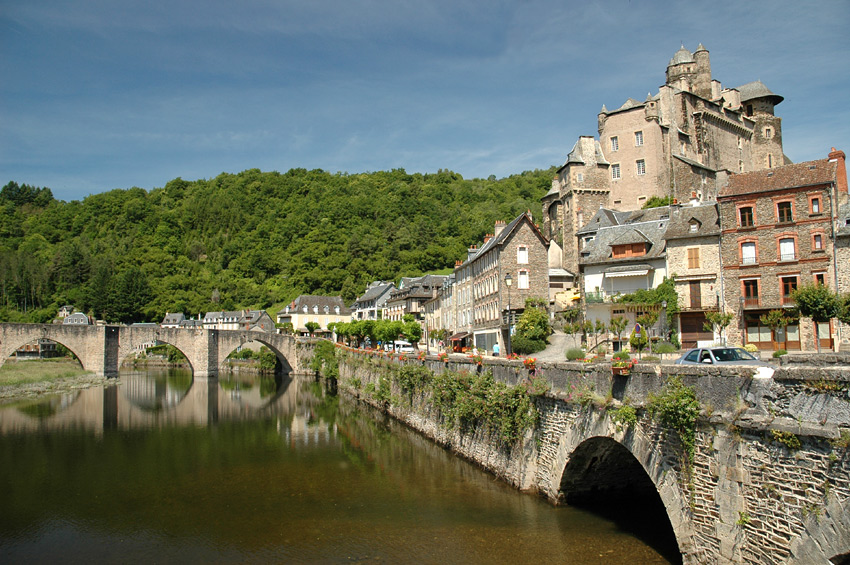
[0,358,91,388]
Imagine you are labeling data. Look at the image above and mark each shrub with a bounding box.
[772,349,787,358]
[648,375,700,463]
[612,350,631,361]
[642,355,660,362]
[744,344,759,354]
[609,404,637,431]
[655,342,678,355]
[511,335,546,355]
[566,348,585,361]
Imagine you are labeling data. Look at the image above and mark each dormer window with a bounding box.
[335,306,340,314]
[302,305,308,314]
[689,221,699,232]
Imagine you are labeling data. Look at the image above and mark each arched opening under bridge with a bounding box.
[558,436,681,564]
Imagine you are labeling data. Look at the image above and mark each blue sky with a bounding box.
[2,0,848,202]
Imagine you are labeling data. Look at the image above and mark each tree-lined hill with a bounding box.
[0,167,555,323]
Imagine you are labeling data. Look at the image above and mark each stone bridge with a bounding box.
[0,323,305,377]
[335,349,850,564]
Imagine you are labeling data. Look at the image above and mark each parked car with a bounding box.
[674,347,772,367]
[393,341,415,353]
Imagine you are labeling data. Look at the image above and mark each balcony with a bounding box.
[781,295,795,306]
[741,297,760,309]
[585,291,605,304]
[779,253,797,262]
[741,257,757,266]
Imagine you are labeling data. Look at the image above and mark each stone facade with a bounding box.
[718,153,848,350]
[664,202,722,346]
[441,212,549,354]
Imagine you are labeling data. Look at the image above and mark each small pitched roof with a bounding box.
[579,209,668,265]
[664,203,720,240]
[458,212,547,268]
[609,228,651,246]
[720,159,838,198]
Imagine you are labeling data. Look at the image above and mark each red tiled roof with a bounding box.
[719,159,837,198]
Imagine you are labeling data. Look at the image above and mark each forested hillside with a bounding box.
[0,167,554,323]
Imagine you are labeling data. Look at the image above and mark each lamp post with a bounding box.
[504,273,513,356]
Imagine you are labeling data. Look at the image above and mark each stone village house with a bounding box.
[439,212,549,354]
[718,149,848,351]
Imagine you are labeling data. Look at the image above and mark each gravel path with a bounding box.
[533,331,574,362]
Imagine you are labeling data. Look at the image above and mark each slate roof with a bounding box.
[279,296,351,315]
[353,281,395,306]
[664,203,720,240]
[561,137,609,167]
[458,212,547,269]
[578,208,669,265]
[720,159,838,198]
[736,80,783,105]
[161,312,185,325]
[576,208,630,236]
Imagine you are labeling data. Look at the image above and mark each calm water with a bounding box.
[0,369,676,564]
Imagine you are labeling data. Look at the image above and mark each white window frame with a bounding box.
[741,242,756,265]
[636,159,646,176]
[518,270,529,290]
[610,136,619,152]
[611,164,621,180]
[779,238,796,262]
[517,245,528,264]
[635,131,644,146]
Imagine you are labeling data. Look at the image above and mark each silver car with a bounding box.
[674,347,772,367]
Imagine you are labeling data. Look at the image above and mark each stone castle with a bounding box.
[543,44,786,275]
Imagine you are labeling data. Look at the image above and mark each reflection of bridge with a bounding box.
[0,324,304,377]
[0,374,303,434]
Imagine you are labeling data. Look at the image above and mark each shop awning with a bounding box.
[605,270,649,278]
[449,332,469,341]
[604,264,653,278]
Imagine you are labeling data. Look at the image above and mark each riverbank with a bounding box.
[0,358,112,402]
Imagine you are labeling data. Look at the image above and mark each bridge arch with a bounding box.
[551,413,694,562]
[215,332,295,376]
[116,334,197,377]
[0,326,92,373]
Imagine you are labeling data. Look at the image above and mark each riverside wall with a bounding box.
[328,348,850,564]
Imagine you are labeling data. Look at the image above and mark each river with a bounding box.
[0,368,678,563]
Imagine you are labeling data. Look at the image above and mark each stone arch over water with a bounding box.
[0,328,88,372]
[549,412,695,563]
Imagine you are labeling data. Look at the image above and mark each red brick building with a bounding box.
[718,149,848,351]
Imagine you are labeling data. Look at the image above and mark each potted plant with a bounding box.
[523,357,537,371]
[438,352,448,363]
[612,351,633,376]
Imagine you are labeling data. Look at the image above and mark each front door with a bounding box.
[689,281,701,309]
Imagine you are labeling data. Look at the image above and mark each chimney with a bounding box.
[494,220,506,237]
[829,147,848,195]
[483,233,492,244]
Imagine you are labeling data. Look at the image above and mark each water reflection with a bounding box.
[0,372,675,564]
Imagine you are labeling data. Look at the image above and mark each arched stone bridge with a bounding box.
[338,351,850,564]
[0,323,304,377]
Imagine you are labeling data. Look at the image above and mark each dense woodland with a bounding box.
[0,167,554,324]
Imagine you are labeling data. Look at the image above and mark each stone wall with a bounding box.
[329,349,850,564]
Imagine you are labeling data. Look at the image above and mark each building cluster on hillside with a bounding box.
[69,45,846,358]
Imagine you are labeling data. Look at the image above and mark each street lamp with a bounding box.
[504,273,513,356]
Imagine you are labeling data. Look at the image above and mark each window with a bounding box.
[577,173,584,182]
[777,201,793,223]
[610,136,619,151]
[746,104,753,117]
[741,242,757,265]
[815,272,826,286]
[636,159,646,175]
[739,206,754,227]
[687,248,700,269]
[517,245,528,264]
[689,221,699,232]
[611,164,621,180]
[781,276,798,304]
[635,131,644,146]
[764,127,772,139]
[811,197,821,214]
[813,233,823,250]
[767,154,774,168]
[518,270,529,290]
[779,237,796,262]
[743,279,759,306]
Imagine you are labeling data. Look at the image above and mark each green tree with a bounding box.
[608,316,628,352]
[791,284,842,353]
[759,309,798,351]
[703,311,734,346]
[305,321,320,336]
[636,311,659,354]
[513,299,550,354]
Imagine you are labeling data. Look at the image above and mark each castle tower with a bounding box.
[739,81,785,169]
